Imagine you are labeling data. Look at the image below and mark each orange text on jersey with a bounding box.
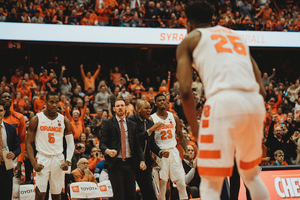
[157,123,174,130]
[40,126,62,132]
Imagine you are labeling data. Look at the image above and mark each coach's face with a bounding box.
[114,100,126,118]
[138,101,151,120]
[46,95,59,114]
[155,96,167,110]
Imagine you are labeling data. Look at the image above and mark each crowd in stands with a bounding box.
[0,0,300,30]
[2,61,300,198]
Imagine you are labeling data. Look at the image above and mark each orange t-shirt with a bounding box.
[81,68,100,91]
[88,157,104,173]
[64,106,87,140]
[17,79,36,89]
[158,78,170,94]
[110,73,122,86]
[276,113,287,124]
[13,99,27,111]
[11,75,21,84]
[40,76,50,89]
[17,87,32,101]
[3,110,26,162]
[178,17,187,27]
[146,93,156,101]
[125,104,135,117]
[97,8,112,22]
[80,17,94,25]
[34,97,46,112]
[131,84,143,95]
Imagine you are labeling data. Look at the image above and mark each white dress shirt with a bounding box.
[116,116,131,158]
[0,121,7,148]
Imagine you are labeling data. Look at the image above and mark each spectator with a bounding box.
[267,115,294,162]
[78,133,87,145]
[80,12,94,25]
[121,6,133,27]
[255,3,273,21]
[59,66,72,98]
[277,18,289,31]
[144,0,157,27]
[240,0,251,20]
[5,8,22,22]
[71,143,89,171]
[88,147,104,173]
[110,86,120,109]
[281,98,293,114]
[68,9,79,25]
[17,73,37,90]
[191,76,203,96]
[31,10,43,23]
[131,11,141,27]
[94,85,111,112]
[178,11,187,28]
[106,0,118,11]
[287,84,300,103]
[294,97,300,119]
[131,78,145,95]
[43,11,53,23]
[267,93,282,115]
[52,10,68,24]
[65,102,87,141]
[170,12,180,28]
[109,8,121,26]
[17,79,32,101]
[21,10,31,23]
[91,108,103,136]
[271,150,288,165]
[276,107,287,125]
[97,2,111,26]
[84,108,93,128]
[72,158,98,183]
[94,159,105,182]
[34,91,46,113]
[0,7,6,22]
[124,96,135,117]
[80,64,101,92]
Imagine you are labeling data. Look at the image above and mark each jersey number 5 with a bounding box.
[48,133,55,143]
[211,35,246,55]
[161,130,172,140]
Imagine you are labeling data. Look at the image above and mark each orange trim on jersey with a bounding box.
[197,166,233,177]
[198,150,221,159]
[200,135,214,143]
[239,156,262,170]
[202,120,209,128]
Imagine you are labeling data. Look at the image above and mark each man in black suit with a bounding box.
[100,98,146,200]
[0,102,21,200]
[128,100,170,200]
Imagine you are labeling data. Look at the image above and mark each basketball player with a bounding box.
[26,91,74,200]
[150,94,188,200]
[176,2,269,200]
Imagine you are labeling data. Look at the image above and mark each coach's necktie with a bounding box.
[0,125,3,162]
[120,119,126,160]
[143,121,147,155]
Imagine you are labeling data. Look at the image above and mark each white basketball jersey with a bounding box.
[151,111,177,149]
[192,26,259,99]
[295,103,300,119]
[35,112,65,156]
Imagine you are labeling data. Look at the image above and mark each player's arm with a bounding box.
[15,115,27,178]
[62,117,74,170]
[250,55,266,100]
[174,114,188,154]
[176,31,199,141]
[25,116,44,172]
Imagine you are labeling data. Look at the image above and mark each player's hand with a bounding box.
[60,161,71,171]
[161,151,169,158]
[140,161,147,171]
[33,163,44,172]
[6,152,15,159]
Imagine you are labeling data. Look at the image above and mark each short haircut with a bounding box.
[36,10,40,14]
[274,150,284,157]
[155,94,166,102]
[46,91,58,100]
[185,1,214,24]
[0,91,10,98]
[114,98,125,105]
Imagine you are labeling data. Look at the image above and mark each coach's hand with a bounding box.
[140,161,147,171]
[6,152,16,159]
[61,161,71,171]
[33,163,44,172]
[105,149,117,157]
[161,151,169,158]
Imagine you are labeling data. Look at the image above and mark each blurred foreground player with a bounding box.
[176,1,270,200]
[26,92,75,200]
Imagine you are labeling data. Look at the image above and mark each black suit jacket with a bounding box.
[99,116,145,169]
[127,114,161,167]
[3,122,21,178]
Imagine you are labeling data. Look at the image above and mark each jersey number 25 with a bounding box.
[211,35,246,55]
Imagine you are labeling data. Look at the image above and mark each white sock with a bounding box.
[158,180,167,200]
